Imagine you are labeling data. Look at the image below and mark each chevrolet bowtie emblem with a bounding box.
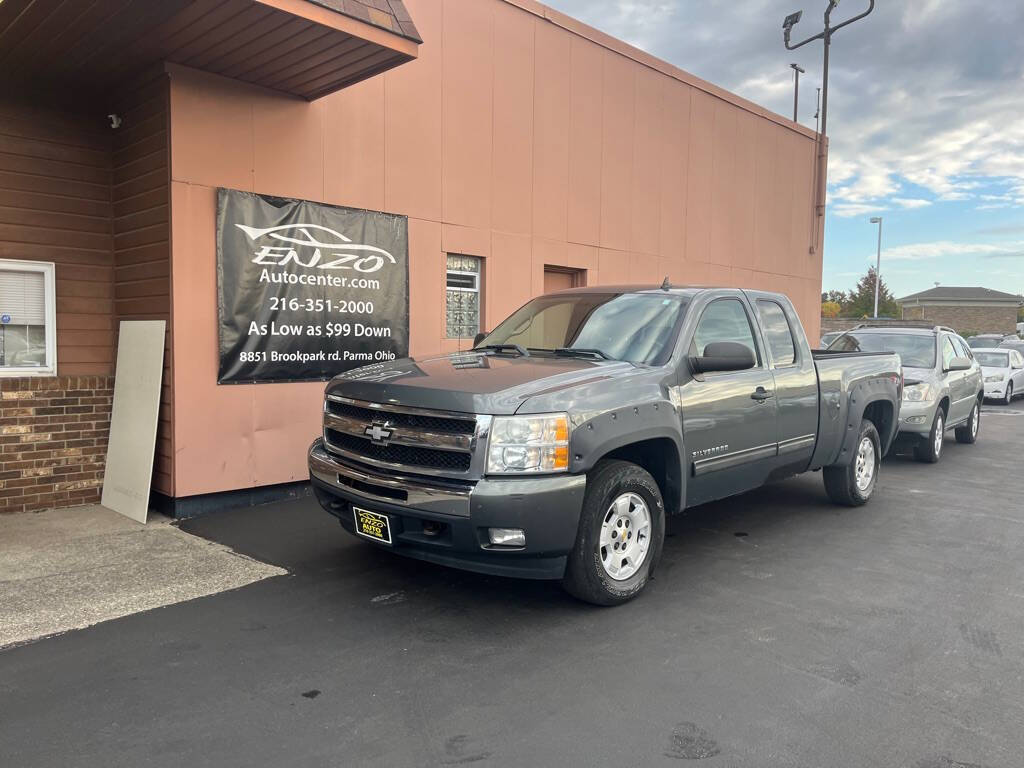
[364,421,394,446]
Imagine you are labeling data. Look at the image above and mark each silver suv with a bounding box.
[828,326,984,462]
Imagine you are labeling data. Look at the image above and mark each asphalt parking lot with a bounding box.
[2,407,1024,767]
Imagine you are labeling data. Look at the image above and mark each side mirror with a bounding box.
[946,356,972,372]
[472,331,487,348]
[690,341,756,374]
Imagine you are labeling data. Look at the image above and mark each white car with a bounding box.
[975,348,1024,404]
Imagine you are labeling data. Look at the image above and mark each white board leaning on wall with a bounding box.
[101,320,165,524]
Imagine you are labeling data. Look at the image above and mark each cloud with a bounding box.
[544,0,1024,215]
[892,198,933,210]
[878,240,1024,262]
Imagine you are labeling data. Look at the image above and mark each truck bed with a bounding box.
[809,350,902,470]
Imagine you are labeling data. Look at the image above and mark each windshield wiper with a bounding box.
[474,344,529,357]
[553,347,613,360]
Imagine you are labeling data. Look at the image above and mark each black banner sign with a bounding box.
[216,189,409,383]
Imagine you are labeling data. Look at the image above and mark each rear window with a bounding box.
[975,351,1010,367]
[756,300,796,366]
[828,332,936,368]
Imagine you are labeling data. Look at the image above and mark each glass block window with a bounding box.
[0,260,56,376]
[446,254,482,339]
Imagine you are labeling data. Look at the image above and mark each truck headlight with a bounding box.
[486,413,570,474]
[902,382,936,403]
[985,374,1005,383]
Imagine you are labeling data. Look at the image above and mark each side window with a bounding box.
[1013,351,1024,368]
[941,336,957,370]
[954,337,972,359]
[691,299,760,365]
[755,300,796,366]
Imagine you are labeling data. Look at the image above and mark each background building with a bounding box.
[898,287,1023,335]
[0,0,824,515]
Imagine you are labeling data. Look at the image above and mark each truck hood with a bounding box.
[326,352,639,415]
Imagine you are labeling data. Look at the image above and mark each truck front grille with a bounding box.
[325,430,473,472]
[322,396,478,475]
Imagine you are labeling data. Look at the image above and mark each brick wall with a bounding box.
[900,304,1018,335]
[0,377,112,514]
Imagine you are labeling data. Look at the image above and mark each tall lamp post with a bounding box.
[790,63,805,122]
[870,216,883,318]
[783,1,876,220]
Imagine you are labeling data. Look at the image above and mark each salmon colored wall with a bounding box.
[168,0,824,498]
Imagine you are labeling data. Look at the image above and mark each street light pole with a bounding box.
[783,1,877,220]
[870,216,883,318]
[790,63,805,122]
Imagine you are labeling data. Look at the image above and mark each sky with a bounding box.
[543,0,1024,299]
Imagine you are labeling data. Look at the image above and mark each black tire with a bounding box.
[562,459,665,606]
[913,408,945,463]
[823,419,880,507]
[1004,382,1014,405]
[955,399,981,444]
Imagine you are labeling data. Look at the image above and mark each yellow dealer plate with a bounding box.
[353,507,392,545]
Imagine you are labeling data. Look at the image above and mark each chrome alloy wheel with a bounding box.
[599,493,651,581]
[933,412,944,457]
[854,435,876,493]
[971,403,980,438]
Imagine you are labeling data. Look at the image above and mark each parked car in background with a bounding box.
[310,286,903,605]
[968,333,1015,349]
[975,348,1024,404]
[820,331,842,348]
[998,338,1024,357]
[828,325,983,463]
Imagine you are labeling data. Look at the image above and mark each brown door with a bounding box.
[544,267,585,293]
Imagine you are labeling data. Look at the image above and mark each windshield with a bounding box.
[480,293,688,365]
[975,351,1010,367]
[828,332,936,368]
[968,337,1001,348]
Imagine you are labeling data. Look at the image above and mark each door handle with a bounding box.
[751,387,774,402]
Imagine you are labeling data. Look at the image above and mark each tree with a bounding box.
[822,289,847,307]
[821,300,841,318]
[843,267,899,318]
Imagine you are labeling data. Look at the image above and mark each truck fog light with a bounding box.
[488,528,525,547]
[905,415,927,425]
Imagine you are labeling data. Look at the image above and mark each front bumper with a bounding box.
[983,381,1007,399]
[308,439,587,580]
[896,398,938,437]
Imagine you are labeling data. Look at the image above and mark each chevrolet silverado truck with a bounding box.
[309,285,902,605]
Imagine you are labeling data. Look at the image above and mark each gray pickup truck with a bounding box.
[309,285,902,604]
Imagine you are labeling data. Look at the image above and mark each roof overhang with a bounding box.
[0,0,420,102]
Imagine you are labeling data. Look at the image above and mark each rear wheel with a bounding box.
[955,400,981,444]
[562,459,665,606]
[914,409,944,463]
[823,420,880,507]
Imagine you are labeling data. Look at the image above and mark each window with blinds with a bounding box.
[0,261,55,375]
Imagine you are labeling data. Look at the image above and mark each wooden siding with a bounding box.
[0,97,114,375]
[112,78,174,497]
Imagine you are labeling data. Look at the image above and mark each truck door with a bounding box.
[679,296,779,507]
[753,297,818,476]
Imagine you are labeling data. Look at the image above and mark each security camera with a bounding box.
[107,113,122,129]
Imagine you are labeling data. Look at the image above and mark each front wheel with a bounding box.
[1005,382,1014,405]
[913,408,945,463]
[955,400,981,444]
[562,460,665,606]
[823,419,880,507]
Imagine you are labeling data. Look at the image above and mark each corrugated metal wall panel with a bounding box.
[0,99,114,375]
[112,77,174,498]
